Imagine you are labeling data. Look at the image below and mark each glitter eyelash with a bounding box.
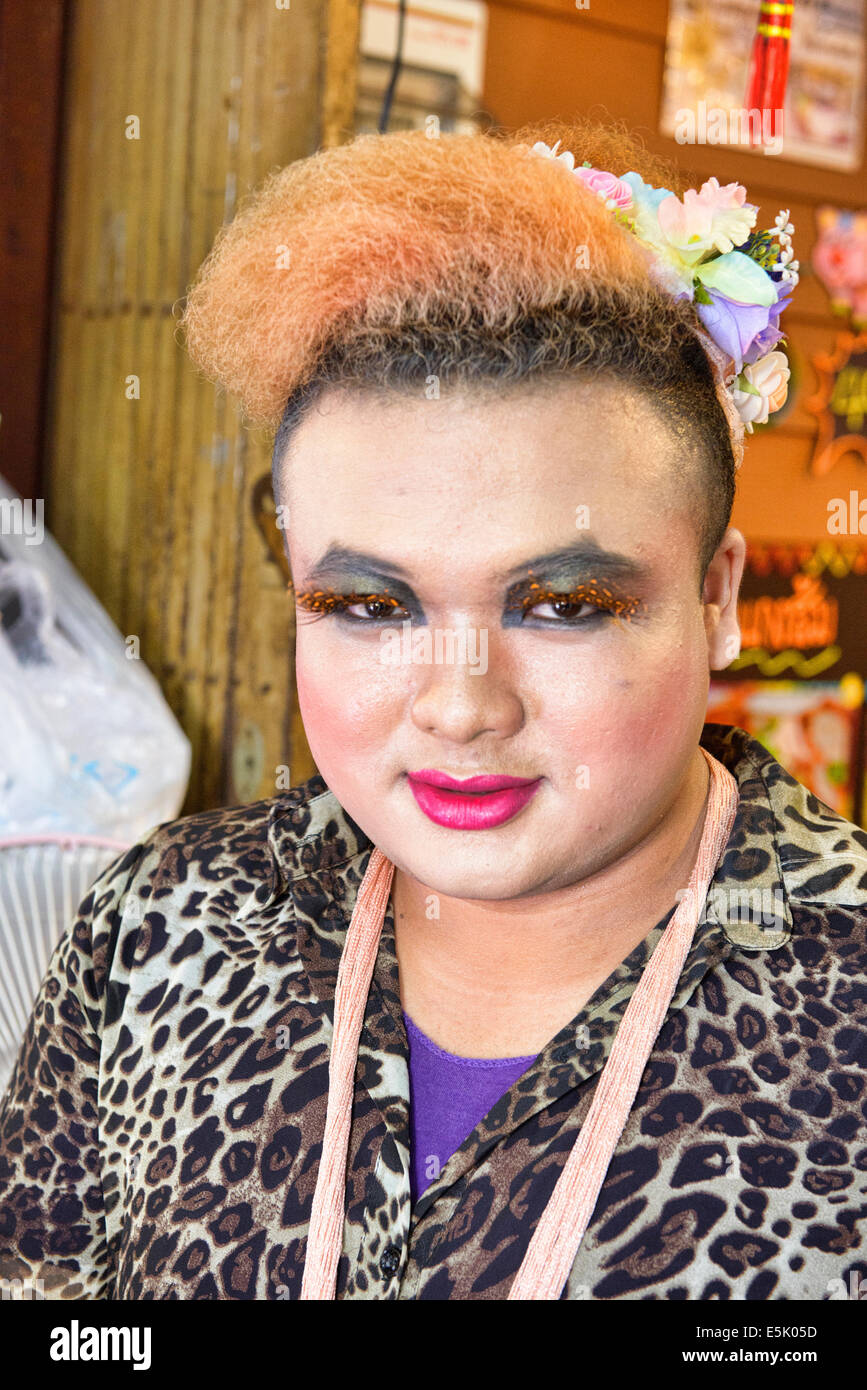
[505,579,644,622]
[291,586,404,620]
[290,579,643,624]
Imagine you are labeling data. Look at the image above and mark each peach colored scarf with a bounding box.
[300,746,738,1300]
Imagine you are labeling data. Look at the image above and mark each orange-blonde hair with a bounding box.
[180,116,741,578]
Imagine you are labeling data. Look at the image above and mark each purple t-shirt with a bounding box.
[402,1010,537,1203]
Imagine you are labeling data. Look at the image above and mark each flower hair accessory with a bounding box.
[528,140,798,437]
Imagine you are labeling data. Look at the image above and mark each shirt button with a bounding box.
[379,1244,401,1277]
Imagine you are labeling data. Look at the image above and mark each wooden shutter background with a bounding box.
[44,0,362,814]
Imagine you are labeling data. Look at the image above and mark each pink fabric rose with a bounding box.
[573,166,633,210]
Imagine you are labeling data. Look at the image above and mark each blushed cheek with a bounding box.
[295,640,396,770]
[632,670,707,787]
[607,681,692,770]
[544,652,705,796]
[297,665,357,770]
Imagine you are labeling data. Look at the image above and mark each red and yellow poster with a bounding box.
[707,541,867,823]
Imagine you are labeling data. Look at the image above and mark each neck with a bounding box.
[392,746,711,1057]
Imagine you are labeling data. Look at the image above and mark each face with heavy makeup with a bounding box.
[279,377,745,902]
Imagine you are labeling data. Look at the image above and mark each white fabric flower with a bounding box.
[731,350,790,431]
[531,139,575,171]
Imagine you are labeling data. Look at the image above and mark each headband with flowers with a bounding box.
[528,140,798,438]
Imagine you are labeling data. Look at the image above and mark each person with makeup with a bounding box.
[1,118,865,1301]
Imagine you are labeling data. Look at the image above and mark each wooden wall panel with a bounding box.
[44,0,342,814]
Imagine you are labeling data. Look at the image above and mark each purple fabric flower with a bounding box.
[697,280,792,373]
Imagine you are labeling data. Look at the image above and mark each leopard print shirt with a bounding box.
[1,724,866,1300]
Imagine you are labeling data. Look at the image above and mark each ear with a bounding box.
[702,526,747,670]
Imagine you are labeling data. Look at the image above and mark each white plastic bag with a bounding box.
[0,475,191,838]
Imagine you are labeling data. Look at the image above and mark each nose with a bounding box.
[408,628,525,743]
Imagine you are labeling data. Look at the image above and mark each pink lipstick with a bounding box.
[406,769,542,830]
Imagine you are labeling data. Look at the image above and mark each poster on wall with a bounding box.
[707,678,863,820]
[355,0,489,135]
[660,0,865,171]
[708,541,867,823]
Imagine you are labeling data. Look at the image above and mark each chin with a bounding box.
[399,860,527,902]
[389,831,559,898]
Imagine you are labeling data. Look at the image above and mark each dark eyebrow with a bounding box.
[501,543,649,586]
[301,545,415,589]
[301,541,650,591]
